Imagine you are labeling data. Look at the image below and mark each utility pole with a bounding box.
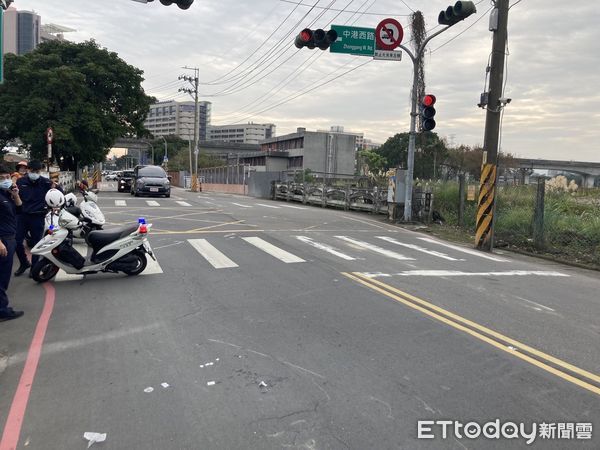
[179,67,200,191]
[475,0,509,251]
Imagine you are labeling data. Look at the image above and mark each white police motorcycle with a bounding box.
[31,189,155,283]
[45,189,105,239]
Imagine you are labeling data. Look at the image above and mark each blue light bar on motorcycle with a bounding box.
[138,217,146,224]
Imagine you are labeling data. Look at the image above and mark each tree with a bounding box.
[0,40,153,168]
[358,149,387,175]
[376,131,447,179]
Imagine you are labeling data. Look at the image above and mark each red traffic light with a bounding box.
[422,94,436,107]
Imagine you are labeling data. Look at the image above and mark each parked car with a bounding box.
[131,165,171,198]
[104,171,118,181]
[117,170,135,192]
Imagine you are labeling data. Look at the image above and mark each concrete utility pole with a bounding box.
[475,0,509,251]
[179,67,200,191]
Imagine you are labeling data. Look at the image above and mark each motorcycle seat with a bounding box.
[65,205,82,217]
[87,224,139,250]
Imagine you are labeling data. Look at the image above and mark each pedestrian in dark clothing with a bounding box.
[14,160,54,277]
[0,164,24,321]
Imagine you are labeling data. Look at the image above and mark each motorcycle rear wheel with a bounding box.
[123,250,147,276]
[31,258,60,283]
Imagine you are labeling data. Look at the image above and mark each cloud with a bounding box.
[15,0,600,161]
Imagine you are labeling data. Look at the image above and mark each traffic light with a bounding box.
[438,1,477,26]
[421,94,436,131]
[144,0,194,9]
[294,28,338,50]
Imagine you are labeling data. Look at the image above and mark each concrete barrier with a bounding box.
[200,183,246,195]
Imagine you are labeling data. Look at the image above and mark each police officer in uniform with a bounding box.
[14,160,55,277]
[0,163,24,321]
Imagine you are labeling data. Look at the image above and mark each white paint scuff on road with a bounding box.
[242,237,305,263]
[144,387,154,393]
[335,236,415,261]
[358,270,569,278]
[376,236,462,261]
[188,239,238,269]
[161,382,170,388]
[296,236,356,260]
[207,381,216,386]
[417,237,509,262]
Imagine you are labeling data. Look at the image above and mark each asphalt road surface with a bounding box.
[1,186,599,449]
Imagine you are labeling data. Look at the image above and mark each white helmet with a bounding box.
[64,192,77,207]
[45,189,65,208]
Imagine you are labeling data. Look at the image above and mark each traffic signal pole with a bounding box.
[398,26,450,222]
[180,66,200,191]
[476,0,509,250]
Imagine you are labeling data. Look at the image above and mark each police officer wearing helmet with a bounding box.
[0,163,24,321]
[14,160,57,276]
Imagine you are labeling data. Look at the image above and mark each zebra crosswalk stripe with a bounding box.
[256,203,281,209]
[281,204,307,210]
[296,236,356,260]
[188,239,238,269]
[418,237,508,262]
[335,236,415,261]
[376,236,461,261]
[242,237,305,263]
[146,200,160,207]
[176,201,192,207]
[231,202,252,208]
[115,200,127,206]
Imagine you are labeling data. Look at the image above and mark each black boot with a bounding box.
[14,263,31,277]
[0,309,24,321]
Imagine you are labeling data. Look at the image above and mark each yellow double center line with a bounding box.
[342,272,600,396]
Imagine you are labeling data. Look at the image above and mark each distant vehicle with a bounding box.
[131,165,171,198]
[117,170,135,192]
[105,172,118,181]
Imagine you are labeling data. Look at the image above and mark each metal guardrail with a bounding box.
[273,182,388,214]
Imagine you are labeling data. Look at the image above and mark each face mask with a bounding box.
[29,173,40,181]
[0,180,13,190]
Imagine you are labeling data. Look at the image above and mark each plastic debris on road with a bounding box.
[207,381,216,386]
[258,381,268,388]
[144,387,154,393]
[83,432,107,448]
[161,382,170,388]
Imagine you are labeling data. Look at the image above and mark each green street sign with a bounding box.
[329,25,375,56]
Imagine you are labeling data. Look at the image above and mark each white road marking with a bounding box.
[417,237,509,262]
[335,236,414,261]
[376,236,462,261]
[513,295,557,312]
[281,204,307,210]
[358,270,569,278]
[188,239,238,269]
[296,236,356,261]
[256,203,281,209]
[231,202,252,208]
[53,243,163,281]
[176,201,192,207]
[115,200,127,207]
[242,237,305,263]
[146,200,161,207]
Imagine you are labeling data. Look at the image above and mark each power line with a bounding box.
[279,0,409,16]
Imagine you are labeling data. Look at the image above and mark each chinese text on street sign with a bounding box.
[330,25,376,56]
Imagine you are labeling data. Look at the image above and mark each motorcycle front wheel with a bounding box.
[31,258,60,283]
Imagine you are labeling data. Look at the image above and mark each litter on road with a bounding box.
[144,387,154,393]
[83,432,107,448]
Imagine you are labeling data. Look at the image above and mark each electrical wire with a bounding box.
[278,0,409,16]
[509,0,524,9]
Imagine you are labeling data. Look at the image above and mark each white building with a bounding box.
[208,123,276,145]
[144,100,212,141]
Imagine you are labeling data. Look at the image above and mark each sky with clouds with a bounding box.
[11,0,600,161]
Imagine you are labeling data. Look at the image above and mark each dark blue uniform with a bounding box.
[15,175,53,268]
[0,189,20,313]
